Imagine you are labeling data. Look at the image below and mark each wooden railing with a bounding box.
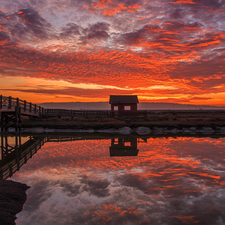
[0,95,148,118]
[0,95,44,116]
[43,108,112,118]
[42,109,147,118]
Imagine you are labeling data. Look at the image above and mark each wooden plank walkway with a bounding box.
[0,95,45,132]
[0,95,147,119]
[0,95,148,132]
[0,95,43,117]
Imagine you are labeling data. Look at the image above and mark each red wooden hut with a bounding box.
[109,95,139,117]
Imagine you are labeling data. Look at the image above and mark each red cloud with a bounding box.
[169,0,197,4]
[83,0,141,16]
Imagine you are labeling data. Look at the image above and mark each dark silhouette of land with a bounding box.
[40,102,225,110]
[0,180,29,225]
[20,110,225,130]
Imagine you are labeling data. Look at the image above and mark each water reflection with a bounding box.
[2,134,225,225]
[0,135,141,179]
[110,137,139,156]
[0,134,46,179]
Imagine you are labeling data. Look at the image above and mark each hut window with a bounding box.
[124,142,131,146]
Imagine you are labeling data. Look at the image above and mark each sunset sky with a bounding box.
[0,0,225,106]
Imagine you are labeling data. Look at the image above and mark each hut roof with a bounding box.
[109,95,139,104]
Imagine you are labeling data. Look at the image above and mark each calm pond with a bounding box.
[1,134,225,225]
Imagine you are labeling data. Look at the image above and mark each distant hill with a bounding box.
[40,102,225,110]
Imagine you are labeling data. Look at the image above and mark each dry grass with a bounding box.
[21,117,126,129]
[20,111,225,129]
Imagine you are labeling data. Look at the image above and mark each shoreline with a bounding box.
[0,180,29,225]
[2,123,225,136]
[19,125,225,136]
[1,112,225,135]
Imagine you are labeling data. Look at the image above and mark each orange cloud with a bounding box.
[1,4,225,106]
[169,0,197,4]
[83,0,141,16]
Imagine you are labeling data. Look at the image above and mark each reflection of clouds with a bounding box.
[58,180,81,197]
[80,175,110,198]
[116,173,160,195]
[16,175,225,225]
[13,137,225,225]
[23,180,53,212]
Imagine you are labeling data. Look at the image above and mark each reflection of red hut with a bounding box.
[110,137,139,156]
[109,95,139,117]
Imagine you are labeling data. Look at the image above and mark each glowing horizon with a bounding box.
[1,0,225,106]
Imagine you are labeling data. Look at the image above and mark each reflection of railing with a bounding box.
[0,134,95,180]
[0,135,47,180]
[0,134,142,179]
[47,137,84,142]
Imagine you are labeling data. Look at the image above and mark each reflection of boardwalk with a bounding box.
[0,135,100,180]
[0,134,143,180]
[47,137,84,142]
[0,134,47,180]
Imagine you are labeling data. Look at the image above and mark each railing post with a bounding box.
[0,95,2,109]
[34,104,37,114]
[39,106,41,117]
[8,96,12,109]
[16,98,19,109]
[24,100,26,112]
[29,102,32,113]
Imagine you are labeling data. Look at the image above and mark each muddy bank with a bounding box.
[0,180,29,225]
[1,114,225,136]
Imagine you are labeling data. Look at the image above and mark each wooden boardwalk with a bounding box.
[1,95,225,133]
[0,95,45,132]
[0,95,141,118]
[0,95,43,117]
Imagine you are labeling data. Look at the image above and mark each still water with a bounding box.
[1,134,225,225]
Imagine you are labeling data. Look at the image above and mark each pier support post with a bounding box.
[0,107,21,133]
[0,95,2,109]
